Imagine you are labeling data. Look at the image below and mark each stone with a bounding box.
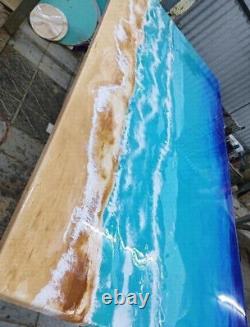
[0,301,38,327]
[37,315,82,327]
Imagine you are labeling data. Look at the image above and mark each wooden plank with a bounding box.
[0,0,147,323]
[0,0,21,11]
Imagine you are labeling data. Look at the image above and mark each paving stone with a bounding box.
[0,45,35,102]
[0,195,16,239]
[12,110,39,142]
[0,3,9,28]
[11,21,80,76]
[0,89,21,120]
[14,69,66,144]
[18,21,48,50]
[46,42,79,75]
[36,315,82,327]
[0,301,38,327]
[14,107,50,144]
[9,21,80,91]
[1,126,43,167]
[0,28,10,53]
[0,118,8,142]
[39,55,73,90]
[0,321,22,327]
[0,151,31,200]
[9,21,48,67]
[23,70,66,123]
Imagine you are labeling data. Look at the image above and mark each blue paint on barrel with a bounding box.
[96,0,108,14]
[40,0,98,45]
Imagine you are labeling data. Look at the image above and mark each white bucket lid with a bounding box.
[30,4,68,41]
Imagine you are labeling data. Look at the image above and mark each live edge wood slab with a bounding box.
[0,0,147,323]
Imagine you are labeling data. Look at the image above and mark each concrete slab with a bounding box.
[0,118,7,142]
[0,124,43,203]
[9,21,81,90]
[39,55,72,90]
[0,45,35,102]
[9,27,47,68]
[36,315,82,327]
[12,110,40,143]
[0,151,30,199]
[14,107,49,144]
[23,70,66,123]
[1,127,43,166]
[0,300,38,327]
[13,69,66,143]
[46,42,79,74]
[0,89,20,120]
[0,195,16,239]
[18,21,48,49]
[0,321,22,327]
[0,28,10,53]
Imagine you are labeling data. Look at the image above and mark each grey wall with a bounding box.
[175,0,250,148]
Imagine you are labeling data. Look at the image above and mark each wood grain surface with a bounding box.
[0,0,147,323]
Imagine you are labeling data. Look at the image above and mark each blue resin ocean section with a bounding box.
[93,2,247,326]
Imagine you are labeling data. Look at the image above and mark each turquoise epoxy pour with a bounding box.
[91,1,247,326]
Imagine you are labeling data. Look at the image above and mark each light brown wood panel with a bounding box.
[0,0,148,323]
[0,0,21,11]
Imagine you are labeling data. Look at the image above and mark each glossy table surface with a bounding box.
[0,0,247,326]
